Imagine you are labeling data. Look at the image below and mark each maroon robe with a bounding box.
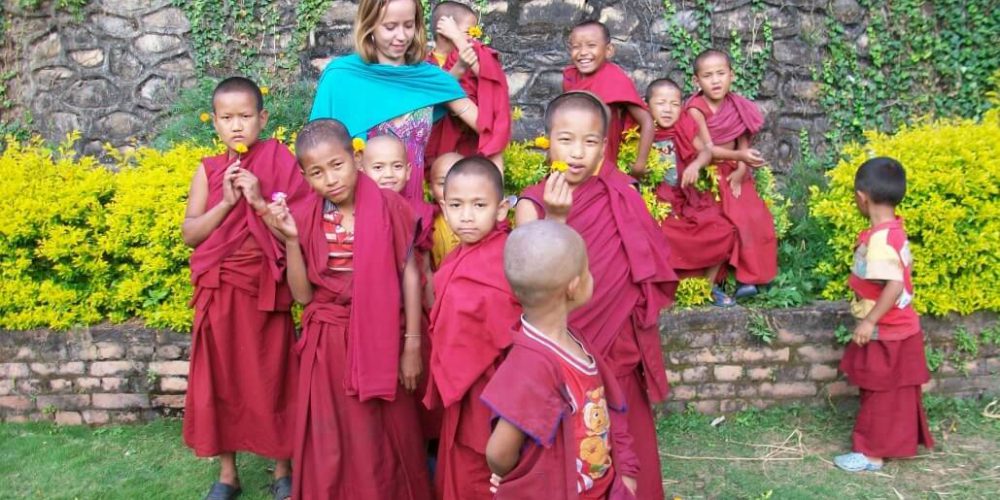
[563,63,646,177]
[480,326,638,500]
[406,197,440,440]
[840,332,935,458]
[291,175,432,499]
[654,121,736,276]
[423,229,522,500]
[184,139,310,459]
[520,174,676,500]
[685,93,777,284]
[425,40,512,165]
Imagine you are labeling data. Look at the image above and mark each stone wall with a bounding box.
[2,303,997,424]
[4,0,871,169]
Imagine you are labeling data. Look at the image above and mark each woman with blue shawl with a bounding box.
[310,0,478,202]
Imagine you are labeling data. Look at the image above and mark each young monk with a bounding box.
[181,77,310,500]
[426,1,511,169]
[563,20,654,177]
[515,92,677,500]
[263,119,432,500]
[483,220,638,499]
[647,78,737,307]
[424,156,522,500]
[357,134,440,443]
[428,152,464,270]
[684,49,777,298]
[834,157,934,472]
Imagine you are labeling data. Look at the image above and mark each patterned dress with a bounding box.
[371,106,433,201]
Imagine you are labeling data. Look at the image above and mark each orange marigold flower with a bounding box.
[234,143,249,154]
[550,161,569,172]
[199,112,211,123]
[534,136,550,150]
[467,25,484,39]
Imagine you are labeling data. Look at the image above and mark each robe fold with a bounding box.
[563,63,646,176]
[183,139,310,459]
[653,125,736,275]
[480,326,637,500]
[291,175,432,500]
[408,198,441,440]
[685,94,776,284]
[426,40,512,164]
[840,333,935,458]
[423,229,522,500]
[520,174,676,500]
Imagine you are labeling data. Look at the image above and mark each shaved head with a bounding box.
[445,155,503,201]
[504,220,587,306]
[432,1,477,34]
[544,91,610,137]
[295,118,353,160]
[431,152,464,177]
[213,76,264,112]
[365,134,406,158]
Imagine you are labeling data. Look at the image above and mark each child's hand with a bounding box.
[436,15,464,43]
[489,473,502,494]
[853,319,876,346]
[681,165,701,188]
[222,163,243,206]
[622,476,637,495]
[263,199,298,239]
[233,168,264,210]
[458,45,478,70]
[739,148,766,167]
[399,340,422,393]
[727,163,747,198]
[543,172,573,223]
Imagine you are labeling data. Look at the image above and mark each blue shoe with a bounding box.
[711,286,736,308]
[733,283,759,299]
[834,452,883,472]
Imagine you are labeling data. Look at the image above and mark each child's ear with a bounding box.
[259,109,270,128]
[354,150,364,167]
[606,43,615,59]
[565,274,582,301]
[495,195,511,222]
[403,162,413,182]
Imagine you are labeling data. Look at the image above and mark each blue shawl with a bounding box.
[309,53,466,138]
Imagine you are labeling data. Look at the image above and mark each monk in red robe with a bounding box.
[484,220,639,500]
[423,157,522,500]
[426,2,511,170]
[263,119,432,500]
[834,157,933,472]
[647,78,737,306]
[357,134,441,441]
[182,77,310,500]
[685,49,777,297]
[515,92,676,500]
[563,21,654,178]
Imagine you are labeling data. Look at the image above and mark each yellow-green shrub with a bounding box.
[809,109,1000,315]
[674,277,713,308]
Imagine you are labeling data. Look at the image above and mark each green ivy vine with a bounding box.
[660,0,774,99]
[817,0,1000,149]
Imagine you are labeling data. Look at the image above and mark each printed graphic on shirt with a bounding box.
[577,387,612,482]
[851,227,914,319]
[653,139,678,187]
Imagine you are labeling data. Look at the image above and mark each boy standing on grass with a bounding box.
[834,157,935,472]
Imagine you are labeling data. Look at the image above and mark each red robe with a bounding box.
[184,139,310,459]
[407,197,441,440]
[840,332,934,458]
[425,40,512,165]
[654,122,736,276]
[291,175,432,500]
[563,63,646,177]
[685,93,777,284]
[520,174,676,500]
[480,326,638,500]
[423,229,522,500]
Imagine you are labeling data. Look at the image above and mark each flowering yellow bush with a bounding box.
[810,108,1000,315]
[674,277,713,308]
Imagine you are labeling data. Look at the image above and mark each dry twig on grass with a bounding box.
[661,429,806,462]
[981,399,1000,420]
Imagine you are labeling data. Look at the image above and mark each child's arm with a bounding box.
[400,252,423,392]
[680,147,714,188]
[485,418,527,477]
[626,104,655,176]
[262,200,312,304]
[446,97,479,131]
[853,280,904,346]
[437,16,480,76]
[421,250,435,310]
[182,163,241,247]
[540,172,573,224]
[513,199,540,226]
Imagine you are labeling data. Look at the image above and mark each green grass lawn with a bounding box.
[1,395,998,499]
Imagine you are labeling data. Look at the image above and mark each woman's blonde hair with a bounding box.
[354,0,428,65]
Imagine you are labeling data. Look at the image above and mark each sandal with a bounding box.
[204,481,242,500]
[270,476,292,500]
[733,283,759,299]
[711,286,736,308]
[834,452,883,472]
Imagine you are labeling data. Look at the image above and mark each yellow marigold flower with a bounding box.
[352,137,366,153]
[260,86,270,96]
[534,136,550,150]
[234,143,248,154]
[467,25,483,39]
[199,112,211,123]
[622,126,640,141]
[511,106,523,122]
[551,160,568,172]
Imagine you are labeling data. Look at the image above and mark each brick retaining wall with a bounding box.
[1,302,997,424]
